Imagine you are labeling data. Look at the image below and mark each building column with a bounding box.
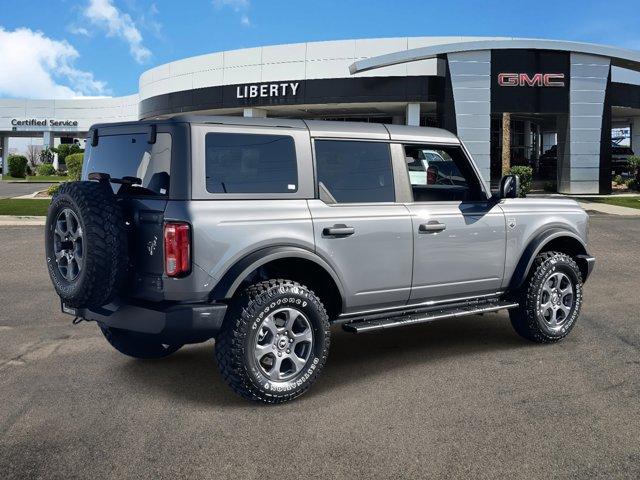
[447,51,491,189]
[0,136,9,177]
[43,131,57,169]
[243,108,267,118]
[405,103,420,126]
[563,53,611,194]
[632,117,640,156]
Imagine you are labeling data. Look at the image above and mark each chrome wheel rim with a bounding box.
[538,272,574,332]
[253,307,314,382]
[53,208,83,282]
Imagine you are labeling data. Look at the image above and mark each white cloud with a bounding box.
[68,25,91,36]
[84,0,151,63]
[212,0,251,27]
[0,27,108,99]
[212,0,250,10]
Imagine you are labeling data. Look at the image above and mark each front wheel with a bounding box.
[509,251,583,343]
[215,279,331,404]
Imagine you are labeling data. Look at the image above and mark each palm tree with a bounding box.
[502,112,511,175]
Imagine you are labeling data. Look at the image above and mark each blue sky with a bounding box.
[1,0,640,98]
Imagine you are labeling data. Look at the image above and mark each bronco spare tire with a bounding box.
[45,181,128,308]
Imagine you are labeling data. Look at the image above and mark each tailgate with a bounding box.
[120,197,168,301]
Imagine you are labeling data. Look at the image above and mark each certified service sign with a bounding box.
[11,119,79,127]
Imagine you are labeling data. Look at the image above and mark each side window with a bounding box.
[404,145,484,202]
[205,132,297,194]
[315,140,394,203]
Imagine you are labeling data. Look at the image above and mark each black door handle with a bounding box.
[323,224,355,237]
[419,221,446,233]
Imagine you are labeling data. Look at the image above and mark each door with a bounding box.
[401,144,506,302]
[309,139,413,312]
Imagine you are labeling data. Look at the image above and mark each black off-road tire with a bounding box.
[100,325,182,359]
[45,181,128,308]
[509,251,583,343]
[215,279,331,404]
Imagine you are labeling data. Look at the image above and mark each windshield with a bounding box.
[83,132,171,196]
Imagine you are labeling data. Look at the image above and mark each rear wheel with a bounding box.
[509,251,583,343]
[215,279,331,404]
[100,325,182,359]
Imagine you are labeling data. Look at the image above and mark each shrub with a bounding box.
[508,165,533,197]
[7,155,28,178]
[65,153,84,181]
[613,174,624,185]
[627,179,638,191]
[55,143,83,165]
[37,163,56,176]
[629,156,640,182]
[47,183,61,196]
[543,181,557,192]
[26,164,33,176]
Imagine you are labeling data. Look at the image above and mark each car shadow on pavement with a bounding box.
[115,312,527,407]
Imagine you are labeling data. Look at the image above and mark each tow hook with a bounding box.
[71,316,96,326]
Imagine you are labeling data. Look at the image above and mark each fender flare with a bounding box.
[509,228,588,291]
[210,245,346,305]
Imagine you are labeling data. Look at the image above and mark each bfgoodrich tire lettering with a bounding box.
[509,251,583,343]
[215,279,330,404]
[45,181,128,308]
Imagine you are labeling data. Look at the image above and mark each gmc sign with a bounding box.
[498,73,566,87]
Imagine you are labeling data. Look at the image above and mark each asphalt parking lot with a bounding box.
[1,215,638,479]
[0,181,52,199]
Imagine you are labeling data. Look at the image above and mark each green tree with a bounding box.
[55,143,83,165]
[65,153,84,181]
[40,147,55,164]
[508,165,533,197]
[628,156,640,187]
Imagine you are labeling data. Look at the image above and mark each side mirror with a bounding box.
[499,174,520,199]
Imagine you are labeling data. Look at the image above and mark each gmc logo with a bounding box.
[498,73,565,87]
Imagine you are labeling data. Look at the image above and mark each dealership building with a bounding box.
[2,36,640,193]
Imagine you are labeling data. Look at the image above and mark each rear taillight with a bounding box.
[164,222,191,277]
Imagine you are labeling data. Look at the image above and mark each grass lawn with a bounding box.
[578,196,640,210]
[0,199,50,216]
[1,175,65,182]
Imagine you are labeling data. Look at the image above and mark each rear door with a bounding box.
[399,143,506,302]
[308,138,413,312]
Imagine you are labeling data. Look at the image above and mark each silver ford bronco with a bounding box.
[45,116,595,403]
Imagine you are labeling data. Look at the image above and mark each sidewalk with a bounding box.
[530,192,640,216]
[575,199,640,216]
[0,215,45,226]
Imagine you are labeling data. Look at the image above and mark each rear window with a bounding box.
[205,133,298,194]
[84,133,171,196]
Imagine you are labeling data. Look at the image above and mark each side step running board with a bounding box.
[342,300,519,333]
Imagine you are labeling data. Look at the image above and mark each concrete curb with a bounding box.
[577,201,640,216]
[0,215,46,226]
[11,191,52,199]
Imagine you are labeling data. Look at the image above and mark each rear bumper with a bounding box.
[576,254,596,283]
[62,299,227,343]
